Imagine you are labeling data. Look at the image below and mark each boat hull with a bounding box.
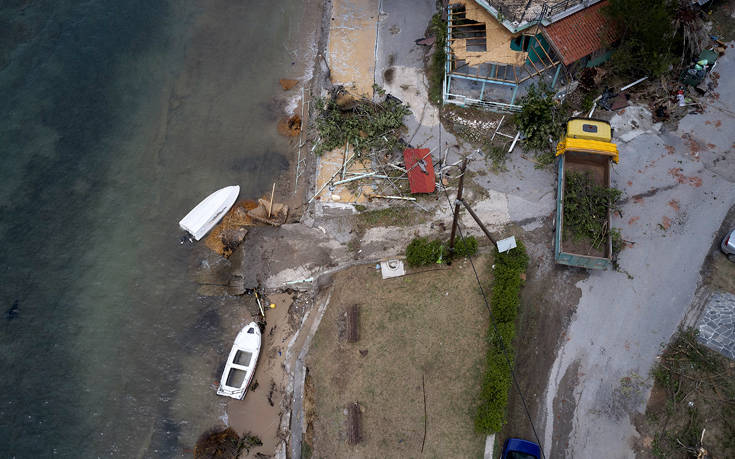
[179,185,240,240]
[216,322,261,400]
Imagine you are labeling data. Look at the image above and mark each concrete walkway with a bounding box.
[697,291,735,360]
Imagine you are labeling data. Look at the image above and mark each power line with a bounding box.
[437,125,546,458]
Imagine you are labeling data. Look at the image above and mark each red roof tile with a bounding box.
[403,148,436,194]
[543,1,619,66]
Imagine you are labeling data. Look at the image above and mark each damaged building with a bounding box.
[444,0,619,111]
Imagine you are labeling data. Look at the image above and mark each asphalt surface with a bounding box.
[541,47,735,458]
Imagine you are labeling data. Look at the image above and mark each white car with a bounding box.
[721,229,735,262]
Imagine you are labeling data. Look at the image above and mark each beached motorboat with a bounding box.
[216,321,261,400]
[179,185,240,240]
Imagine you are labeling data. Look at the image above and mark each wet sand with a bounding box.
[213,0,326,454]
[227,293,294,455]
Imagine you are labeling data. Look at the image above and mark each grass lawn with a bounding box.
[304,256,492,458]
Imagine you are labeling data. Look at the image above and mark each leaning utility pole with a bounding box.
[448,158,467,254]
[448,158,517,253]
[458,198,496,246]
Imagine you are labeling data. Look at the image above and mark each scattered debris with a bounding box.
[247,198,289,226]
[380,259,406,279]
[403,148,436,194]
[205,200,258,257]
[414,35,436,46]
[277,114,302,137]
[279,78,299,91]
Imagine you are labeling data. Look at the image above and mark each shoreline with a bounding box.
[220,0,331,455]
[219,0,516,456]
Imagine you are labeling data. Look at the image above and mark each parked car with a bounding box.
[501,438,541,459]
[721,228,735,262]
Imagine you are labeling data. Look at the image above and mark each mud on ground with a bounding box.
[499,219,588,451]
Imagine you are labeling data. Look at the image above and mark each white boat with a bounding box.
[179,185,240,240]
[217,321,261,400]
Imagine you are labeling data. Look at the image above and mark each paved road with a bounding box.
[542,48,735,457]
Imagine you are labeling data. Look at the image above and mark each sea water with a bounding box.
[0,0,313,456]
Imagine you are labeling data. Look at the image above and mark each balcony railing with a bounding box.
[481,0,594,24]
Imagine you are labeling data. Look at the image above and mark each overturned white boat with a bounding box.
[217,321,261,400]
[179,185,240,240]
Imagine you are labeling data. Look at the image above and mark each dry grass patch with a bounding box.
[305,257,492,458]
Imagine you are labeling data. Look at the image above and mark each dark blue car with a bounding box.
[501,438,542,459]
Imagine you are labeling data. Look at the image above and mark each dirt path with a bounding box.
[498,220,587,450]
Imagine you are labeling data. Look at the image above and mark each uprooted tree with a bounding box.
[312,88,410,157]
[514,83,565,156]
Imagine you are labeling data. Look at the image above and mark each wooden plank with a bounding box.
[348,402,362,445]
[451,71,515,84]
[536,36,555,66]
[525,56,542,76]
[347,304,359,343]
[448,23,484,29]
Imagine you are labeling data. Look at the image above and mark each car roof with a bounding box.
[504,438,542,456]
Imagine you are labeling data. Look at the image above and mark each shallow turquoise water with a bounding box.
[0,1,307,456]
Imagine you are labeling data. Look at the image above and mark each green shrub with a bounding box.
[514,84,564,153]
[406,236,477,267]
[490,321,516,349]
[475,242,528,434]
[475,351,512,433]
[494,241,529,273]
[405,237,445,267]
[427,14,448,106]
[313,94,409,156]
[453,236,478,257]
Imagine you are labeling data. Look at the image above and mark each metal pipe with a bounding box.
[372,195,417,201]
[620,76,648,92]
[307,153,355,204]
[333,172,376,185]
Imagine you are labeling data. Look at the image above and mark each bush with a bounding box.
[475,242,528,434]
[406,236,477,267]
[484,144,508,170]
[475,351,512,433]
[427,13,448,105]
[514,84,564,153]
[405,237,445,267]
[453,235,478,257]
